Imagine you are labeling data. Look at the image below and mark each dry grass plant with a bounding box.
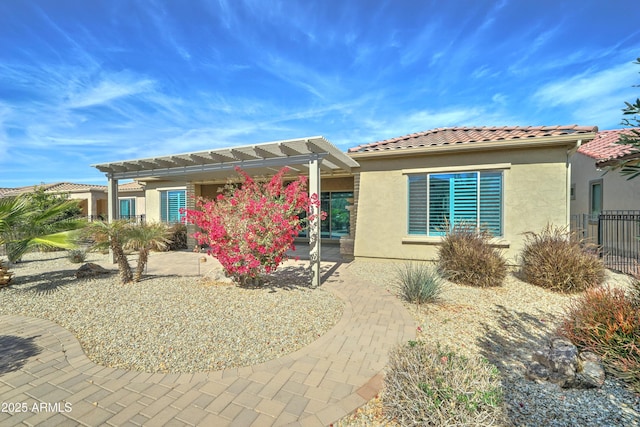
[382,340,506,426]
[519,224,605,293]
[437,223,507,288]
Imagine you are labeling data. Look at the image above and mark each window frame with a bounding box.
[160,189,186,223]
[588,179,603,222]
[118,197,136,219]
[407,169,504,238]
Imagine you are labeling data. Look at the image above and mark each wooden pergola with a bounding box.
[92,136,359,287]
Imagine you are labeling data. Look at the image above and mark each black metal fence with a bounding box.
[571,210,640,276]
[88,214,146,223]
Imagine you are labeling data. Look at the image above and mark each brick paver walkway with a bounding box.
[0,253,415,426]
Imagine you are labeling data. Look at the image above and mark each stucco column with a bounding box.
[107,176,119,222]
[107,176,119,264]
[186,181,197,250]
[309,156,321,287]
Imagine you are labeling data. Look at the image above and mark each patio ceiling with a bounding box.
[92,136,359,182]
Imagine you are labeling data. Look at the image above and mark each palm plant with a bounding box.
[83,220,134,284]
[124,222,171,282]
[0,194,85,263]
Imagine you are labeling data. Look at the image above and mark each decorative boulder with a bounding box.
[525,336,605,389]
[576,351,605,388]
[75,263,112,279]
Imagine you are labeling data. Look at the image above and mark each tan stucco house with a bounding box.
[348,126,598,262]
[92,125,598,283]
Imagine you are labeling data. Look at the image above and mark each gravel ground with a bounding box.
[0,251,344,373]
[338,259,640,427]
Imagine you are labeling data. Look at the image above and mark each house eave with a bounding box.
[348,133,598,160]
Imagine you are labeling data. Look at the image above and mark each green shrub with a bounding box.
[394,262,444,304]
[166,223,187,251]
[67,249,87,264]
[382,341,506,426]
[559,285,640,392]
[437,224,506,287]
[520,224,605,293]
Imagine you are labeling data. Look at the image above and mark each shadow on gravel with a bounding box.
[10,270,89,295]
[262,262,344,291]
[0,335,42,375]
[476,305,560,375]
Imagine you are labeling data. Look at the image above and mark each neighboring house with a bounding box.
[0,182,146,221]
[570,128,640,219]
[93,126,597,269]
[114,181,146,221]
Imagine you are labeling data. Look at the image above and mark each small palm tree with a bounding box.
[0,194,84,263]
[125,222,171,282]
[84,220,134,284]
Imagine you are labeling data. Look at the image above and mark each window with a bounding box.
[299,191,353,239]
[119,198,136,219]
[160,190,186,223]
[589,180,603,221]
[408,171,503,237]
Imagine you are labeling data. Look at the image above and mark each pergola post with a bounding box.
[107,176,119,222]
[107,176,119,264]
[308,155,321,287]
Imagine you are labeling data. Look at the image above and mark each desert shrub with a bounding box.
[0,259,13,287]
[67,249,87,263]
[184,167,322,285]
[437,224,506,287]
[166,223,187,251]
[559,285,640,392]
[383,341,506,426]
[394,262,444,304]
[520,224,605,293]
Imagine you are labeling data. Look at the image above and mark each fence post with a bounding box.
[597,213,603,259]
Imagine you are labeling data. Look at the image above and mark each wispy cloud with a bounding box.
[67,75,155,108]
[533,62,637,107]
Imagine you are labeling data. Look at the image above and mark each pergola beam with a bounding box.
[106,153,326,180]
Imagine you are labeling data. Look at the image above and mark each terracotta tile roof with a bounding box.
[0,182,107,197]
[348,125,598,153]
[577,128,639,162]
[118,181,145,192]
[0,181,144,197]
[0,188,14,197]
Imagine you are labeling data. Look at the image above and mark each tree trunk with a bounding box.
[111,241,133,284]
[134,248,148,282]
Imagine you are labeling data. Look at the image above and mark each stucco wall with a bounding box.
[570,152,640,215]
[353,146,570,263]
[143,181,187,222]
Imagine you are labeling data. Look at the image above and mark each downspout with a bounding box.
[567,139,583,226]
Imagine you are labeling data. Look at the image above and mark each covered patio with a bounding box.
[92,136,359,287]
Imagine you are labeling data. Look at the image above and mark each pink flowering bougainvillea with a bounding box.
[182,166,325,285]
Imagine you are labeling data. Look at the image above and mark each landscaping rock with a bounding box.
[526,336,605,389]
[75,263,112,279]
[576,352,606,389]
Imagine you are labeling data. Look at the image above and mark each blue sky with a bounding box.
[1,0,639,187]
